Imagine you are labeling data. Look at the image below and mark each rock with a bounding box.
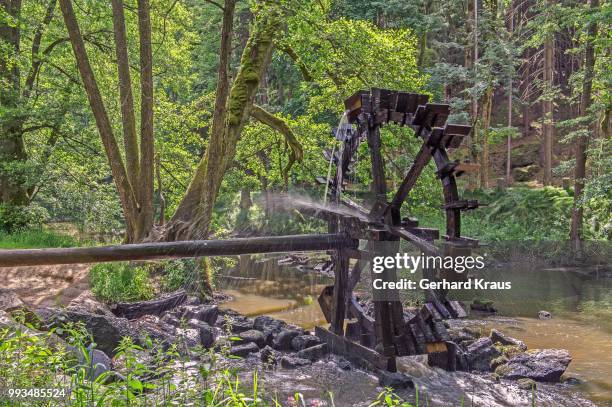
[186,319,215,348]
[470,298,497,313]
[490,329,527,351]
[37,307,131,356]
[131,316,176,350]
[229,318,254,334]
[517,378,537,390]
[296,343,328,361]
[378,371,414,390]
[175,328,200,350]
[253,316,287,344]
[496,349,571,382]
[182,305,218,326]
[513,165,539,182]
[0,289,26,313]
[184,296,201,306]
[67,345,111,381]
[291,334,321,351]
[68,291,114,316]
[160,313,181,327]
[272,329,301,350]
[511,144,540,168]
[230,342,259,357]
[260,345,278,365]
[280,356,311,369]
[538,310,552,320]
[337,357,351,370]
[563,377,583,386]
[490,355,509,371]
[238,329,266,348]
[466,337,501,371]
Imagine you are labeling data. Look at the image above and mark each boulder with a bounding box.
[291,334,321,351]
[0,289,26,313]
[272,329,301,350]
[511,144,540,168]
[296,343,328,361]
[470,298,497,313]
[160,313,181,327]
[37,307,131,356]
[68,291,114,316]
[466,337,501,371]
[517,378,537,390]
[186,319,215,348]
[280,356,311,369]
[182,305,218,326]
[495,349,571,382]
[67,345,111,381]
[238,330,266,348]
[253,316,287,344]
[538,310,552,320]
[512,165,539,182]
[337,357,351,370]
[378,371,414,390]
[230,342,259,357]
[490,329,527,351]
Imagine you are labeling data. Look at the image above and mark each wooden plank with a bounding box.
[421,303,442,321]
[316,326,396,372]
[431,321,452,342]
[331,249,349,335]
[413,314,436,343]
[408,323,427,353]
[388,227,443,257]
[0,234,357,267]
[405,227,439,241]
[446,300,467,318]
[318,285,334,323]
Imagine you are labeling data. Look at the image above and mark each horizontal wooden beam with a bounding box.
[0,234,357,267]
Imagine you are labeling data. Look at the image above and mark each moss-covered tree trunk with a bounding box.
[166,5,283,241]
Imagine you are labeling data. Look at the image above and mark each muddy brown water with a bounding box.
[219,254,612,406]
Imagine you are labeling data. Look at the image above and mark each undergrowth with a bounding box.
[89,262,155,303]
[0,229,78,249]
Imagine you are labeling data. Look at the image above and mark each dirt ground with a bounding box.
[0,264,90,308]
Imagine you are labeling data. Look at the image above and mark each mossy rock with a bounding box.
[512,164,540,182]
[511,144,540,167]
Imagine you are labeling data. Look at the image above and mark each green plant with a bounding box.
[0,229,77,249]
[89,262,155,303]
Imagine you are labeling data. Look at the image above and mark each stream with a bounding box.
[218,253,611,406]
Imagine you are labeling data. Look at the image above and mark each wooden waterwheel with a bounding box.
[312,88,482,372]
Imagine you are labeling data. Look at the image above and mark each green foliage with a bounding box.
[89,262,155,303]
[159,259,200,292]
[0,203,48,233]
[0,229,77,249]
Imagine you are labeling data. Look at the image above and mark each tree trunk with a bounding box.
[0,0,29,212]
[570,0,599,256]
[137,0,155,239]
[506,4,513,184]
[59,0,153,242]
[542,2,554,186]
[480,86,493,188]
[167,5,283,240]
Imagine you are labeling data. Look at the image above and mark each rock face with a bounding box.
[466,337,501,371]
[490,329,527,351]
[496,349,571,382]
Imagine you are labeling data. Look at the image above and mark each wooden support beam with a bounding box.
[331,248,350,335]
[316,326,396,372]
[0,234,357,267]
[390,141,432,209]
[388,227,443,257]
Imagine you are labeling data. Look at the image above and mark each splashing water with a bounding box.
[323,110,351,204]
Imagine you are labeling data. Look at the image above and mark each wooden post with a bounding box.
[331,248,349,335]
